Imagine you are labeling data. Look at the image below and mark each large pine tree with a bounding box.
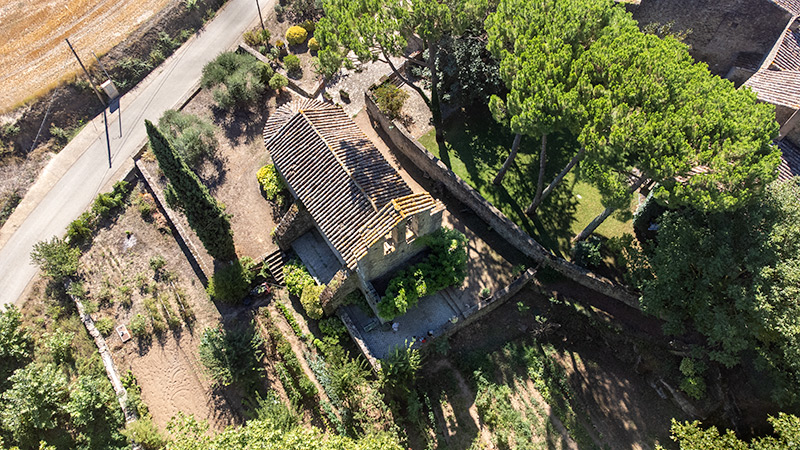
[145,120,235,261]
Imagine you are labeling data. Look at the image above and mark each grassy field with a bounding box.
[419,112,632,257]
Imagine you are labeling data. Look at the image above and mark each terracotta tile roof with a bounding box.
[745,69,800,108]
[772,0,800,15]
[777,139,800,181]
[773,29,800,70]
[355,192,439,262]
[264,99,417,267]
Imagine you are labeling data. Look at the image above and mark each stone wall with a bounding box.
[320,268,359,315]
[272,201,314,251]
[365,93,641,309]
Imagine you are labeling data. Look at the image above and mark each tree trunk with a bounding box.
[530,134,548,205]
[427,40,445,150]
[573,174,649,242]
[382,47,432,109]
[526,146,586,215]
[493,133,522,185]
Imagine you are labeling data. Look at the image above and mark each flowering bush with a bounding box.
[256,164,285,202]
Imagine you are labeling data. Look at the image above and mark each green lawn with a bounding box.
[419,112,632,257]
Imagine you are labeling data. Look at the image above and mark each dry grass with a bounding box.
[0,0,171,112]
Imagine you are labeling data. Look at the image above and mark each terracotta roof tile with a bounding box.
[773,29,800,70]
[772,0,800,15]
[777,139,800,181]
[264,99,421,267]
[744,69,800,108]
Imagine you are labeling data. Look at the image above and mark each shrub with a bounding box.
[46,329,74,365]
[157,109,219,167]
[283,260,315,297]
[66,211,95,246]
[207,258,255,303]
[319,317,346,338]
[679,358,707,400]
[149,255,166,273]
[95,317,114,337]
[122,416,166,450]
[373,82,409,119]
[283,54,301,74]
[30,237,81,283]
[129,314,149,338]
[201,52,269,108]
[377,228,467,320]
[572,236,603,268]
[308,37,320,52]
[300,20,316,34]
[285,26,308,45]
[243,29,270,47]
[198,325,264,389]
[256,164,285,201]
[300,284,325,319]
[91,180,130,219]
[269,73,288,90]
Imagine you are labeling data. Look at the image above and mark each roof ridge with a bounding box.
[298,109,380,213]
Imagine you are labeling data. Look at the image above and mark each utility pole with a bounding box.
[256,0,265,33]
[93,51,122,139]
[65,38,112,168]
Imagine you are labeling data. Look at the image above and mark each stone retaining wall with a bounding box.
[272,201,314,251]
[364,93,641,310]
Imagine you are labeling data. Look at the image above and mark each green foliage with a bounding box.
[0,306,32,385]
[276,302,307,340]
[123,416,167,450]
[129,314,149,338]
[679,358,707,400]
[149,255,167,273]
[659,413,800,450]
[164,411,403,449]
[319,317,346,338]
[269,72,289,90]
[243,29,271,47]
[198,324,264,390]
[0,363,68,447]
[114,57,153,90]
[145,120,235,261]
[201,52,269,108]
[157,110,219,167]
[30,236,81,283]
[285,26,308,45]
[437,32,503,106]
[378,228,467,320]
[372,82,408,119]
[249,391,298,433]
[66,211,95,246]
[283,260,315,297]
[380,340,421,394]
[300,284,325,319]
[641,180,800,403]
[572,235,602,268]
[256,164,285,202]
[92,180,130,220]
[264,315,317,407]
[308,37,320,51]
[283,54,301,73]
[45,329,74,365]
[95,317,114,337]
[206,258,255,303]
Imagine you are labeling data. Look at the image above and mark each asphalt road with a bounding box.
[0,0,272,306]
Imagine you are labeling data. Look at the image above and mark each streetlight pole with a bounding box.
[93,51,122,139]
[256,0,265,33]
[65,38,112,169]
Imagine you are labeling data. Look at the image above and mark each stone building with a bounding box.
[263,98,444,317]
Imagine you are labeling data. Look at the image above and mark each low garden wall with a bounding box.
[364,93,641,310]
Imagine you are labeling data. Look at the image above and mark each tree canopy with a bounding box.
[158,110,219,168]
[659,413,800,450]
[640,180,800,403]
[145,120,235,261]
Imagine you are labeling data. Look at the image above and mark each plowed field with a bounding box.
[0,0,171,111]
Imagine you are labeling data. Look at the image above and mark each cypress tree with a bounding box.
[145,120,236,261]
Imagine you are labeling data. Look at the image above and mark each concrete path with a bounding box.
[0,0,274,307]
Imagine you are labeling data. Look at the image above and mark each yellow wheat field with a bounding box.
[0,0,172,112]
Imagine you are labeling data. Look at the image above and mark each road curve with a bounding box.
[0,0,273,306]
